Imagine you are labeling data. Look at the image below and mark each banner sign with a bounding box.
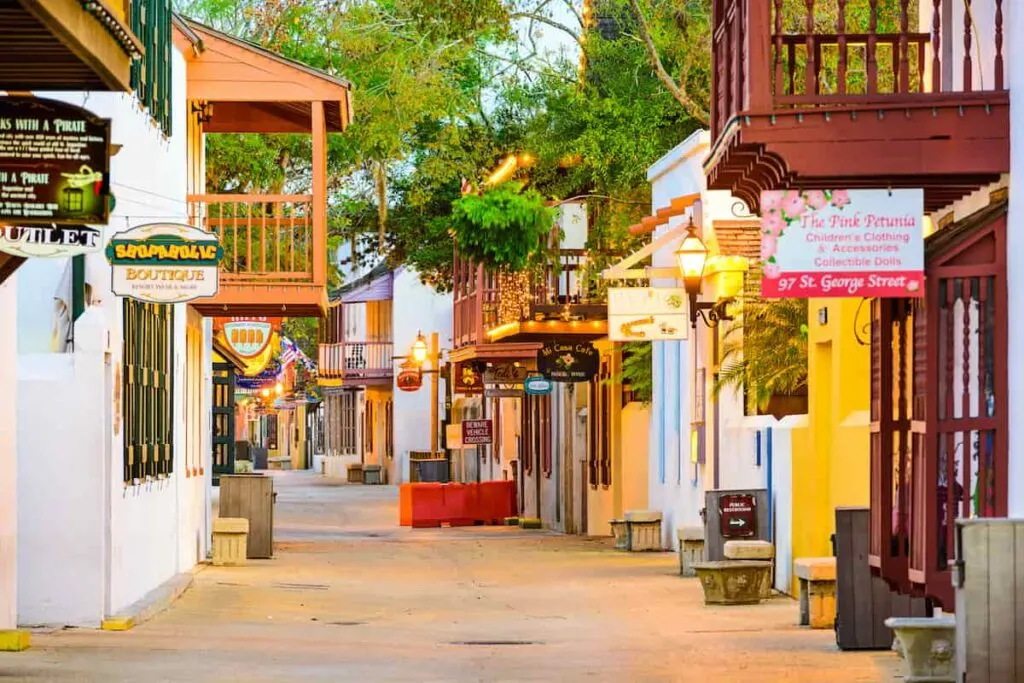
[397,369,422,392]
[215,317,281,359]
[105,223,222,303]
[608,287,689,341]
[524,374,553,396]
[461,419,493,446]
[538,341,599,383]
[759,189,924,298]
[0,223,102,258]
[452,361,484,395]
[0,97,111,225]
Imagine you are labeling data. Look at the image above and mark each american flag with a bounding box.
[280,336,300,367]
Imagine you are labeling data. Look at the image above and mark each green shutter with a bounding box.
[123,299,175,482]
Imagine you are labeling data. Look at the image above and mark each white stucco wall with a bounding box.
[0,275,17,632]
[390,267,453,484]
[15,46,210,627]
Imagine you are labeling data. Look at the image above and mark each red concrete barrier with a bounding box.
[442,483,475,526]
[479,480,517,523]
[408,482,446,528]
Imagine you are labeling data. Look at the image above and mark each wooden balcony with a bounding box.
[706,0,1009,213]
[318,342,394,384]
[453,249,608,357]
[188,194,327,317]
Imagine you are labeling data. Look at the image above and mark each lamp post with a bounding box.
[674,219,735,328]
[410,330,440,454]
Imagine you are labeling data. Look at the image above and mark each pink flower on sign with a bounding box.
[762,262,781,279]
[831,190,851,208]
[762,209,785,237]
[760,235,777,261]
[805,190,828,210]
[782,190,806,218]
[761,191,785,212]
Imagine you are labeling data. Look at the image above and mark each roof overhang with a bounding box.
[173,15,351,134]
[449,342,543,364]
[486,320,608,344]
[0,0,143,92]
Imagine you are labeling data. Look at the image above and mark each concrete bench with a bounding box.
[267,456,291,470]
[623,510,662,551]
[884,616,956,683]
[692,560,772,605]
[211,517,249,566]
[724,540,774,598]
[677,526,704,577]
[794,557,837,629]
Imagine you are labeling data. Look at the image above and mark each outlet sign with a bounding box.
[0,223,102,258]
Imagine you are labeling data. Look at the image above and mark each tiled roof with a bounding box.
[712,220,761,260]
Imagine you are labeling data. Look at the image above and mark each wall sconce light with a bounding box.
[191,101,214,124]
[673,219,735,329]
[818,307,829,325]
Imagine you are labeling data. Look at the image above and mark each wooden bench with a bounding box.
[795,557,837,629]
[692,560,772,605]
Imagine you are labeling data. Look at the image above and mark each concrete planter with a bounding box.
[692,560,772,605]
[884,616,956,683]
[677,526,704,577]
[610,520,628,550]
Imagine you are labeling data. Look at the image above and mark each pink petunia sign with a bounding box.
[759,189,924,298]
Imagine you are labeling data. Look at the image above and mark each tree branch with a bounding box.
[509,11,583,46]
[626,0,710,125]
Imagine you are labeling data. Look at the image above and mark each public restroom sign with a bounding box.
[0,223,102,257]
[759,188,924,298]
[105,222,222,303]
[0,96,111,225]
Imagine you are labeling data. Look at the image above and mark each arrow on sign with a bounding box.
[728,518,747,528]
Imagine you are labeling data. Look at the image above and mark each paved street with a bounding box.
[2,472,902,682]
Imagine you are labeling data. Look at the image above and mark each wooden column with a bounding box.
[311,101,327,288]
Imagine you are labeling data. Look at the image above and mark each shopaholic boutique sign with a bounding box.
[0,223,102,257]
[0,97,111,225]
[215,317,281,359]
[538,341,599,383]
[759,189,924,298]
[106,223,222,304]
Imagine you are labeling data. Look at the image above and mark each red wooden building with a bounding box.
[705,0,1008,609]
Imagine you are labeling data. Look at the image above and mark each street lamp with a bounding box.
[274,382,283,395]
[411,332,428,365]
[674,219,735,328]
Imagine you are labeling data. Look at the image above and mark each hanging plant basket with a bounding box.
[450,182,557,271]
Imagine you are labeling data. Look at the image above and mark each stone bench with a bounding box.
[609,520,628,550]
[677,526,704,577]
[267,456,291,470]
[794,557,836,629]
[623,510,662,551]
[211,517,249,566]
[884,616,956,683]
[692,560,772,605]
[724,540,774,598]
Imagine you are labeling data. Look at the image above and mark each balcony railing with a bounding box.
[711,0,1007,140]
[319,342,394,380]
[453,249,603,349]
[188,194,315,284]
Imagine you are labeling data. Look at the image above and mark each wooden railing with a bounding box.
[453,249,601,349]
[711,0,1007,140]
[188,194,315,283]
[318,342,394,380]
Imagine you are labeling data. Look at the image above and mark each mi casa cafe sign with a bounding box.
[216,317,281,359]
[0,96,111,225]
[105,223,222,304]
[0,223,102,258]
[537,341,599,382]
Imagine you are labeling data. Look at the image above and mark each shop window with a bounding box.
[122,300,174,482]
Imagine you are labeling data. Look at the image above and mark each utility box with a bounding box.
[219,474,274,559]
[955,518,1024,682]
[704,489,769,562]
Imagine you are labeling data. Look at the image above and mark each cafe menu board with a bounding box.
[0,97,111,225]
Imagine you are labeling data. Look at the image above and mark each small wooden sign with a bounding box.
[537,341,599,383]
[483,364,529,385]
[461,419,493,446]
[453,361,484,395]
[397,369,422,392]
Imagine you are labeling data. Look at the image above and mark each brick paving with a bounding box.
[1,471,904,682]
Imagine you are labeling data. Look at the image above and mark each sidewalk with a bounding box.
[3,471,904,682]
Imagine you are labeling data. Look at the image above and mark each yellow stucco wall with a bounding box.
[790,297,870,593]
